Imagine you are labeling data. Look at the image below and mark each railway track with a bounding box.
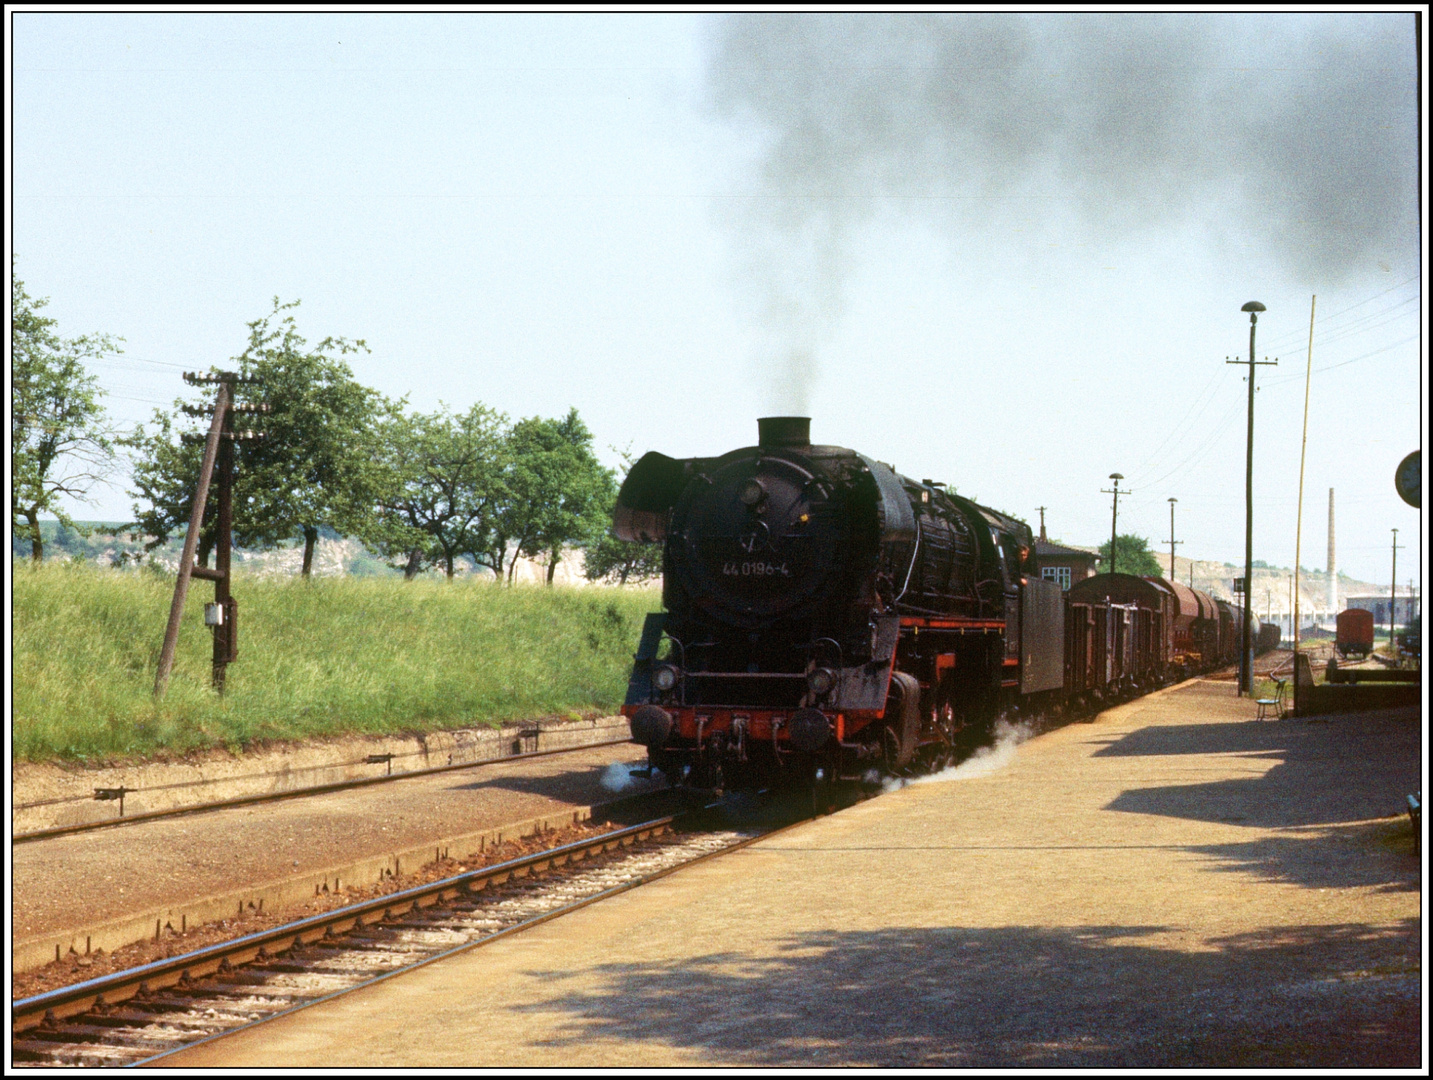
[12,796,807,1068]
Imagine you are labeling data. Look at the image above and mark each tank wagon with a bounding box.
[616,418,1256,792]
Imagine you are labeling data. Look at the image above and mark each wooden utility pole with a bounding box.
[1390,528,1402,645]
[1293,295,1316,715]
[154,372,265,697]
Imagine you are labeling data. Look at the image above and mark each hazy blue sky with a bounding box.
[10,11,1425,588]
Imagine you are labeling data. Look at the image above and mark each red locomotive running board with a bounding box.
[898,617,1006,631]
[663,709,857,743]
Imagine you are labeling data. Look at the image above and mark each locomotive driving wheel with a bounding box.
[882,672,922,775]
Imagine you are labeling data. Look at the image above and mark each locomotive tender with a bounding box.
[615,418,1258,791]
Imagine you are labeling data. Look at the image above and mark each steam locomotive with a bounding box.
[614,417,1263,792]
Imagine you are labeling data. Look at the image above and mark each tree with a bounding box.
[1098,534,1164,577]
[498,409,615,584]
[123,410,216,564]
[123,300,385,576]
[584,449,663,586]
[363,403,512,579]
[12,266,123,561]
[233,300,386,576]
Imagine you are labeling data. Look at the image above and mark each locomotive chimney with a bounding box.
[758,416,811,448]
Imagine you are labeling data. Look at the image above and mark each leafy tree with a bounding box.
[12,266,123,561]
[234,300,386,575]
[498,409,615,584]
[1098,533,1164,577]
[123,411,217,564]
[584,449,663,586]
[123,300,384,576]
[364,403,512,579]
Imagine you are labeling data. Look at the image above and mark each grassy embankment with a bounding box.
[12,561,660,764]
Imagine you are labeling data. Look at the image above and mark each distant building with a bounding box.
[1345,594,1420,627]
[1034,540,1100,591]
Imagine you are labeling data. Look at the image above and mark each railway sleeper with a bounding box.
[22,1023,154,1044]
[245,960,317,974]
[381,917,465,931]
[210,970,284,986]
[47,1010,148,1027]
[310,931,403,948]
[310,928,401,939]
[13,1039,93,1062]
[85,994,201,1014]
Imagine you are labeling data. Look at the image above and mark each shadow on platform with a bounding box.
[514,921,1419,1068]
[1095,709,1419,831]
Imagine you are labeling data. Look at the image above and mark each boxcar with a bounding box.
[1066,573,1170,696]
[1336,608,1374,658]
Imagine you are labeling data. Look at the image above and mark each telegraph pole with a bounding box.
[1390,528,1402,645]
[154,371,266,697]
[1102,473,1126,574]
[1227,302,1278,695]
[1036,506,1047,542]
[1165,497,1181,580]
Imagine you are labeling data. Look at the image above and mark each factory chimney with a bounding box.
[1327,488,1337,616]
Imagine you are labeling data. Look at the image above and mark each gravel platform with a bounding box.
[158,678,1423,1070]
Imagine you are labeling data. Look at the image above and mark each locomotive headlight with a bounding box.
[807,667,836,696]
[652,664,680,692]
[739,478,765,506]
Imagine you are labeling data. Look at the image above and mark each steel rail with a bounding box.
[14,736,634,845]
[135,814,790,1067]
[12,808,683,1034]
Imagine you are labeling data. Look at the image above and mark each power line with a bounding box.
[1261,333,1418,387]
[85,354,190,370]
[1123,366,1226,487]
[1121,277,1418,492]
[1127,399,1244,494]
[1254,274,1420,350]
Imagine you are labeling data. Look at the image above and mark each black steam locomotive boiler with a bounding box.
[614,417,1065,791]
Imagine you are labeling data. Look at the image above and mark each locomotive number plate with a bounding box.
[723,561,791,577]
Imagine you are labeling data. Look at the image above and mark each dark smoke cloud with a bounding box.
[707,13,1419,407]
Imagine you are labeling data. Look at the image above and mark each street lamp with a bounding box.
[1227,302,1277,696]
[1104,473,1126,574]
[1166,497,1180,580]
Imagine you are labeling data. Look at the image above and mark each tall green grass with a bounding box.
[12,561,660,764]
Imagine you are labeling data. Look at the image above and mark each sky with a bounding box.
[8,10,1427,590]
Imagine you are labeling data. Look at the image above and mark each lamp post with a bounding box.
[1166,497,1180,580]
[1103,473,1126,574]
[1227,302,1277,696]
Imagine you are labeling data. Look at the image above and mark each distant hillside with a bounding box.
[12,520,649,588]
[1159,553,1383,623]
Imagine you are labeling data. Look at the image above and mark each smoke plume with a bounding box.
[707,13,1420,407]
[601,761,641,793]
[883,717,1036,792]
